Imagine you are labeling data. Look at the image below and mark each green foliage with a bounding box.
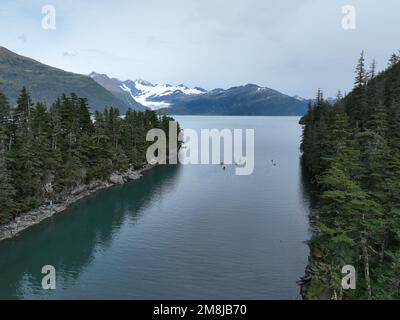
[301,51,400,299]
[0,147,15,223]
[0,88,179,223]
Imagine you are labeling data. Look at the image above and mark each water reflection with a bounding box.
[299,160,319,216]
[0,165,181,299]
[0,116,311,300]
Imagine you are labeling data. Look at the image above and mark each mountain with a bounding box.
[89,72,146,111]
[94,73,308,115]
[159,84,309,116]
[0,46,306,116]
[127,80,207,110]
[0,47,142,112]
[127,80,208,110]
[91,76,207,110]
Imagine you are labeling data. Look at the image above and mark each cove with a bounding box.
[0,116,312,300]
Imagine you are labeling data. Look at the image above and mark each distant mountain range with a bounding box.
[90,72,206,111]
[91,73,309,116]
[158,84,309,116]
[0,47,310,115]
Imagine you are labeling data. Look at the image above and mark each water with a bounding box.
[0,116,311,300]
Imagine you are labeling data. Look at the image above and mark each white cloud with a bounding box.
[0,0,399,98]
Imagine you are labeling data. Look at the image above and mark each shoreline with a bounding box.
[0,164,156,242]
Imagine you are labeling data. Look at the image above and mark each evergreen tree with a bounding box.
[388,53,399,68]
[0,91,12,150]
[347,51,368,128]
[355,51,367,89]
[0,88,179,222]
[301,51,400,300]
[0,139,15,223]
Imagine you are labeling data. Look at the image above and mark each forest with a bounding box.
[301,51,400,299]
[0,88,178,224]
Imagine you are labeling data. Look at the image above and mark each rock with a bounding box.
[305,265,316,275]
[109,173,124,185]
[71,184,86,195]
[0,165,152,242]
[127,170,141,181]
[43,174,55,194]
[87,180,103,190]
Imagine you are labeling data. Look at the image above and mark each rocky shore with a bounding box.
[0,165,154,242]
[297,263,317,299]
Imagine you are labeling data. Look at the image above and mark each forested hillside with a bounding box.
[0,47,143,113]
[0,88,177,224]
[301,51,400,299]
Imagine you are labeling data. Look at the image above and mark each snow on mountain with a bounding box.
[120,79,207,110]
[90,71,309,115]
[89,72,208,111]
[120,82,170,110]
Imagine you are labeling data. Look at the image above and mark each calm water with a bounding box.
[0,116,311,300]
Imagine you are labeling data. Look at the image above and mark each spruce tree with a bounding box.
[0,140,15,223]
[301,51,400,299]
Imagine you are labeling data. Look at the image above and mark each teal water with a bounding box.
[0,116,311,300]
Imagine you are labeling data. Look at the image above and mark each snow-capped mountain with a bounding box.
[162,83,309,116]
[90,72,309,115]
[90,72,207,111]
[120,79,207,110]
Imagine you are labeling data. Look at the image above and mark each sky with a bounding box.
[0,0,399,98]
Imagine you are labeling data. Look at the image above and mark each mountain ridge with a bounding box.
[1,47,308,116]
[88,72,145,111]
[159,83,309,116]
[0,47,143,112]
[91,72,309,115]
[90,72,207,110]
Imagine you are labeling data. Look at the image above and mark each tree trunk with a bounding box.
[362,240,373,300]
[380,232,386,265]
[8,134,13,151]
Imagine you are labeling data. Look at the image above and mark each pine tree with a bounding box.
[0,88,178,226]
[10,88,42,211]
[12,87,34,145]
[0,140,15,223]
[319,165,383,299]
[388,53,399,68]
[0,91,12,150]
[355,51,367,89]
[32,103,55,199]
[368,59,377,81]
[348,52,369,128]
[301,52,400,300]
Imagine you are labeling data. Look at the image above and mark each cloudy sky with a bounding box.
[0,0,399,98]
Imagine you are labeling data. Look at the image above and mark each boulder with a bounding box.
[109,173,124,185]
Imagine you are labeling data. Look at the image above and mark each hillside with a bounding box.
[300,52,400,300]
[89,73,146,111]
[0,47,142,112]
